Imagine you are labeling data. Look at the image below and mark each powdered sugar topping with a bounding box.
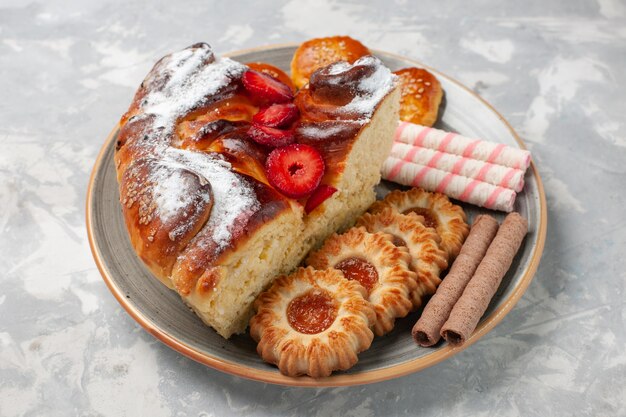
[129,44,260,249]
[151,167,210,223]
[149,147,259,248]
[141,44,246,135]
[341,56,396,120]
[297,122,352,138]
[325,60,352,75]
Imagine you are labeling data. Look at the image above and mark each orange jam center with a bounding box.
[403,207,438,229]
[287,289,338,334]
[390,234,407,247]
[334,257,379,292]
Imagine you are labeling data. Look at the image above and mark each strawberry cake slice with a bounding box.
[115,42,400,338]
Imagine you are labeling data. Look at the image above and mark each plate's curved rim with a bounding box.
[86,43,547,387]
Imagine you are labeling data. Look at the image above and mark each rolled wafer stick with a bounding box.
[390,142,525,192]
[382,156,516,212]
[412,215,499,347]
[395,121,531,170]
[440,212,528,346]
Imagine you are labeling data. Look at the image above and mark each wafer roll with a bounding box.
[390,142,525,192]
[395,122,531,170]
[412,215,499,346]
[440,212,528,346]
[382,157,516,212]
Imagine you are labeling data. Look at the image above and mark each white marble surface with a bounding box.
[1,0,625,415]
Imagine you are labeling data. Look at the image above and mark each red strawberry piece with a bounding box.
[304,184,338,214]
[242,70,294,104]
[265,144,325,199]
[252,103,299,128]
[247,124,295,147]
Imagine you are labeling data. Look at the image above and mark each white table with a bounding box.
[1,0,625,415]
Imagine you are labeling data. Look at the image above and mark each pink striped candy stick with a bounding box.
[382,156,517,212]
[395,122,531,170]
[390,142,525,192]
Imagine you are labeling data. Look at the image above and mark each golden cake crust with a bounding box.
[306,227,416,336]
[249,267,375,378]
[356,208,448,308]
[370,188,469,262]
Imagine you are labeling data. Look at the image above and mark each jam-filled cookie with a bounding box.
[307,227,416,336]
[370,188,469,262]
[393,67,443,127]
[356,208,448,308]
[290,36,370,89]
[250,267,375,378]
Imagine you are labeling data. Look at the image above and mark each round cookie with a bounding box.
[356,208,448,308]
[307,227,416,336]
[370,188,469,262]
[250,267,375,378]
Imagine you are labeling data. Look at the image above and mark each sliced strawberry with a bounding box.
[265,144,325,199]
[252,103,299,128]
[245,62,296,93]
[242,70,294,104]
[305,184,338,213]
[247,124,295,147]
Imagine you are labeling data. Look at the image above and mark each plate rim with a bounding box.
[86,43,547,387]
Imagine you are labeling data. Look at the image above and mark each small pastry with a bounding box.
[356,208,448,308]
[370,188,469,262]
[250,267,375,378]
[290,36,370,89]
[393,67,443,127]
[307,227,416,336]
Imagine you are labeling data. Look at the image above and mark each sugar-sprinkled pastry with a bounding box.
[290,36,370,89]
[393,67,443,127]
[307,227,417,336]
[114,41,399,339]
[370,188,469,262]
[250,267,375,378]
[356,208,448,309]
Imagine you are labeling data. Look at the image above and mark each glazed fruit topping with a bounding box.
[242,70,294,104]
[252,103,299,128]
[402,207,438,229]
[247,124,295,147]
[287,289,338,334]
[265,144,325,199]
[334,257,379,292]
[245,62,296,93]
[304,184,338,213]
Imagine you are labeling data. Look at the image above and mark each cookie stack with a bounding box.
[250,188,469,377]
